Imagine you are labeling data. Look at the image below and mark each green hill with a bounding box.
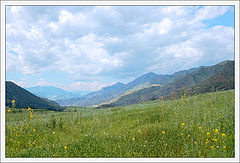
[6,81,65,111]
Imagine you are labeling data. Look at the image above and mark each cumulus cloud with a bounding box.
[6,6,234,90]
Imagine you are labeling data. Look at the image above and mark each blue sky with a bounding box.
[6,6,234,92]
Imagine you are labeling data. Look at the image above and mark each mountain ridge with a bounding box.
[107,60,234,107]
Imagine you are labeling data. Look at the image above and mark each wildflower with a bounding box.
[194,141,197,144]
[212,138,217,142]
[223,146,226,148]
[8,109,11,112]
[64,145,67,150]
[162,131,165,134]
[181,96,183,98]
[215,129,219,133]
[30,115,33,118]
[52,132,56,135]
[28,107,32,111]
[181,133,183,136]
[181,123,184,126]
[207,132,210,136]
[214,108,216,110]
[222,133,226,137]
[138,130,141,132]
[211,146,214,148]
[12,100,15,104]
[132,138,135,141]
[33,129,36,132]
[143,145,146,147]
[53,154,56,157]
[198,126,201,129]
[188,134,190,137]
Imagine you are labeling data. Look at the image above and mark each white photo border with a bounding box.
[1,1,239,162]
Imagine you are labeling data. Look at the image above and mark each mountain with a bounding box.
[106,60,234,107]
[25,86,87,101]
[56,82,127,106]
[6,81,65,111]
[57,68,200,106]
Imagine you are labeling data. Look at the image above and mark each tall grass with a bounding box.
[5,90,234,157]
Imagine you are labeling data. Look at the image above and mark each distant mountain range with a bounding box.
[56,60,234,107]
[25,86,91,101]
[6,60,234,109]
[107,60,234,107]
[6,81,64,111]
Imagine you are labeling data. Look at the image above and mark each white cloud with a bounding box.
[10,6,23,15]
[194,6,229,22]
[6,6,234,90]
[69,81,114,92]
[144,18,173,35]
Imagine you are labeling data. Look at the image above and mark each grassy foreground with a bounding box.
[6,90,235,158]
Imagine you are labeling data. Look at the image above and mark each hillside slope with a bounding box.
[109,60,234,106]
[6,81,64,111]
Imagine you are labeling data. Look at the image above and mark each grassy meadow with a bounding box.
[5,90,235,158]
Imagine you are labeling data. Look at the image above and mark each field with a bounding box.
[5,90,235,158]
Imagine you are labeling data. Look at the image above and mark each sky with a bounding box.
[6,6,234,92]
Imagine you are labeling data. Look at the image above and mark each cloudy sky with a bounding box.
[6,6,234,92]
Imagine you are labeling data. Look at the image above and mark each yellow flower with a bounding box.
[198,126,201,129]
[181,123,184,126]
[53,154,56,157]
[12,100,15,104]
[64,145,67,150]
[52,132,56,135]
[215,129,219,133]
[222,133,226,137]
[211,146,214,148]
[33,129,36,132]
[8,109,11,112]
[181,96,183,98]
[138,130,141,132]
[188,134,190,137]
[212,138,217,142]
[132,137,135,141]
[181,133,183,136]
[207,132,210,136]
[30,115,33,118]
[162,131,165,134]
[223,146,226,148]
[28,107,32,111]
